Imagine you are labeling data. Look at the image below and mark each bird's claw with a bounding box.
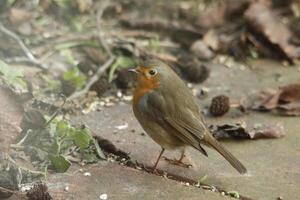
[163,156,192,168]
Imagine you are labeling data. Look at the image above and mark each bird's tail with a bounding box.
[205,134,247,174]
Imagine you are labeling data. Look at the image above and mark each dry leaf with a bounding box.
[190,40,215,60]
[211,123,286,140]
[9,8,33,25]
[253,82,300,116]
[249,123,286,139]
[244,2,299,61]
[76,0,93,13]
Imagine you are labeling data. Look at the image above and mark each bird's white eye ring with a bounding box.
[149,69,157,76]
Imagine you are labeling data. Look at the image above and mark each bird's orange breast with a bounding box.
[132,74,160,106]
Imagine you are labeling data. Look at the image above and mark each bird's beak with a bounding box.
[128,68,140,74]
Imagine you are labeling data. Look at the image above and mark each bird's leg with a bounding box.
[163,149,192,168]
[152,148,165,171]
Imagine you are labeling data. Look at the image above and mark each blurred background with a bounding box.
[0,0,300,200]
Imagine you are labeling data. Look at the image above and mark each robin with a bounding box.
[130,59,247,174]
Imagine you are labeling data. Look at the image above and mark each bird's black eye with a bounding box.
[149,69,157,76]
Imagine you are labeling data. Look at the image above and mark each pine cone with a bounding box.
[26,182,52,200]
[209,95,230,116]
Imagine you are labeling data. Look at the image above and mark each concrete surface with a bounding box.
[47,163,234,200]
[68,59,300,200]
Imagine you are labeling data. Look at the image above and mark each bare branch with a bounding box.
[67,1,115,101]
[0,23,48,69]
[5,56,47,70]
[67,57,115,100]
[96,1,113,57]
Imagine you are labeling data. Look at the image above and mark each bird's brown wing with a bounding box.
[140,91,208,156]
[164,117,208,156]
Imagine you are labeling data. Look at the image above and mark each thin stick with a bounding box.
[96,1,113,57]
[0,186,24,198]
[67,57,114,100]
[44,96,67,127]
[5,56,47,69]
[0,23,47,69]
[67,1,115,101]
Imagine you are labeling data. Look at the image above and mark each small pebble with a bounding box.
[201,185,211,190]
[201,86,210,93]
[187,83,193,88]
[239,65,246,71]
[99,193,108,200]
[64,186,69,192]
[122,95,133,101]
[211,186,216,192]
[192,88,198,96]
[185,182,190,186]
[105,102,115,107]
[115,123,128,130]
[116,90,122,98]
[218,55,227,64]
[83,172,91,176]
[221,192,225,196]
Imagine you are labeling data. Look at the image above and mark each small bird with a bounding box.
[130,59,247,174]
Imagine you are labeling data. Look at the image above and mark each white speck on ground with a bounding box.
[99,193,108,200]
[115,122,128,130]
[83,172,91,176]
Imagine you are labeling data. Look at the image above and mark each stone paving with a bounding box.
[6,59,300,200]
[66,60,300,200]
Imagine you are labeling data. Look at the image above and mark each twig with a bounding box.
[4,56,47,70]
[0,186,24,198]
[67,57,114,100]
[67,1,115,101]
[44,96,67,127]
[96,1,113,57]
[0,23,47,69]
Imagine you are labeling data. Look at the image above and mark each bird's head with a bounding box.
[129,59,175,90]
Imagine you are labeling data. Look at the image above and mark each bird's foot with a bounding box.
[163,156,192,168]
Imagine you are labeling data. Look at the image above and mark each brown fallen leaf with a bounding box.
[279,82,300,103]
[253,89,280,111]
[249,123,286,139]
[195,1,226,29]
[211,123,250,140]
[9,8,33,25]
[253,82,300,116]
[190,40,215,60]
[244,2,299,62]
[120,18,204,47]
[211,123,286,140]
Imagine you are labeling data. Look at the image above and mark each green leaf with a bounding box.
[40,74,61,93]
[72,129,92,149]
[56,120,71,137]
[54,0,71,8]
[63,67,86,89]
[148,36,161,52]
[108,56,135,82]
[49,154,71,173]
[227,191,240,198]
[197,174,208,184]
[0,59,26,89]
[82,152,99,163]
